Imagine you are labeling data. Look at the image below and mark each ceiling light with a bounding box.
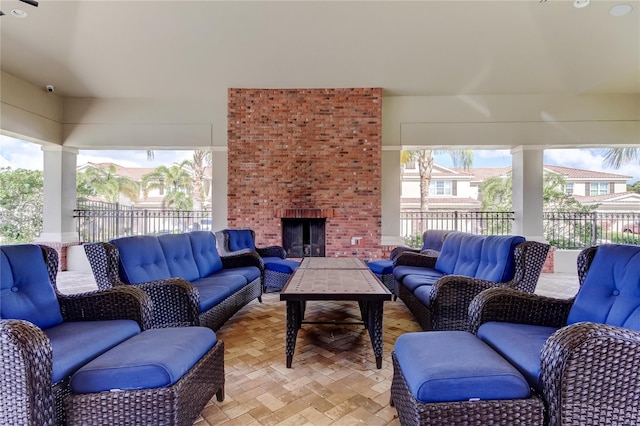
[573,0,590,8]
[11,9,28,18]
[610,4,633,16]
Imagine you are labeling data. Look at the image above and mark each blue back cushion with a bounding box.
[158,233,200,281]
[0,245,63,329]
[188,231,223,277]
[435,232,465,274]
[110,236,171,284]
[568,244,640,330]
[421,230,448,252]
[227,229,256,252]
[451,233,484,277]
[475,235,525,282]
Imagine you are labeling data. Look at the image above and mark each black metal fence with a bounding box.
[401,210,640,249]
[74,200,211,243]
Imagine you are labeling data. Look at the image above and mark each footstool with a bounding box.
[264,259,300,292]
[367,260,395,294]
[64,327,224,426]
[391,331,544,425]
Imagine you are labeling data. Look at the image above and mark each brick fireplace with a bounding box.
[227,88,383,259]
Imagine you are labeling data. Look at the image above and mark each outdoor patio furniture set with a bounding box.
[3,228,640,425]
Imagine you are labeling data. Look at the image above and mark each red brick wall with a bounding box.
[227,88,383,259]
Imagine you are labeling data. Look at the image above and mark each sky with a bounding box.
[0,134,638,183]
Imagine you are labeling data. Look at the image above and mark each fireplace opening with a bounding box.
[282,218,326,258]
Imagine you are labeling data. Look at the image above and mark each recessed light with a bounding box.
[11,9,27,18]
[610,4,633,16]
[573,0,590,8]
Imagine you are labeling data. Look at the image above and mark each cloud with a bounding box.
[0,135,43,170]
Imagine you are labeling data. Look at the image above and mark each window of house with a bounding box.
[590,182,608,196]
[565,182,574,195]
[429,180,452,195]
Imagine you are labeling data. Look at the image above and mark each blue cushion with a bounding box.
[412,284,433,307]
[70,327,216,393]
[226,229,256,252]
[421,230,449,252]
[188,231,223,277]
[212,266,261,283]
[188,282,234,312]
[110,236,171,284]
[45,320,141,384]
[395,331,530,403]
[402,274,442,292]
[393,265,444,282]
[0,245,63,329]
[434,232,465,274]
[264,258,300,274]
[475,235,525,282]
[451,233,484,277]
[478,322,557,392]
[568,244,640,330]
[157,233,200,281]
[368,260,394,275]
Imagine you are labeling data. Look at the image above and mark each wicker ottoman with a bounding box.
[391,331,544,426]
[264,259,300,292]
[65,327,224,426]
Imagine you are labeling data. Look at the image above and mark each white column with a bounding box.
[37,146,79,242]
[381,147,404,246]
[211,147,228,231]
[511,146,545,240]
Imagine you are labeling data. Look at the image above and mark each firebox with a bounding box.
[282,218,326,258]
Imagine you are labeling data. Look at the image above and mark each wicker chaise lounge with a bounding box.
[469,244,640,425]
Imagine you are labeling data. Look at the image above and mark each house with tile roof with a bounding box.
[401,163,640,212]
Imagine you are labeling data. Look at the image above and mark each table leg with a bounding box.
[366,301,384,369]
[286,300,303,368]
[358,301,368,329]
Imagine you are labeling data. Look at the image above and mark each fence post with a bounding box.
[591,211,598,246]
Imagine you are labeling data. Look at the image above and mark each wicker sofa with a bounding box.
[0,244,152,424]
[85,231,263,331]
[468,244,640,425]
[393,232,550,330]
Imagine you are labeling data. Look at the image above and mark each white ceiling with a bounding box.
[1,0,639,99]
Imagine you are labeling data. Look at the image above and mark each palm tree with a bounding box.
[182,150,212,210]
[402,149,473,211]
[77,164,139,204]
[603,148,639,168]
[141,162,193,209]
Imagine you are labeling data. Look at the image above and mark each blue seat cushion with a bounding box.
[188,231,223,277]
[412,284,433,307]
[402,274,442,293]
[264,258,300,274]
[226,229,256,252]
[1,245,63,329]
[212,266,261,284]
[393,265,445,283]
[110,236,171,284]
[567,244,640,330]
[189,282,234,312]
[45,320,141,384]
[395,331,530,403]
[157,233,200,281]
[70,327,217,393]
[367,260,393,275]
[477,322,558,392]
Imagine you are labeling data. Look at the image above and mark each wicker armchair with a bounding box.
[1,244,152,425]
[468,244,640,426]
[395,236,551,331]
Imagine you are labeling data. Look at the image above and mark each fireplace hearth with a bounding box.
[282,219,325,258]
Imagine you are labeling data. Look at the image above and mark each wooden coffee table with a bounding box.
[280,257,392,369]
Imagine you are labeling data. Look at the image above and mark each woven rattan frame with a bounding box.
[85,241,262,331]
[1,245,153,425]
[264,268,293,292]
[395,240,551,331]
[65,340,225,426]
[468,246,640,426]
[390,352,544,425]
